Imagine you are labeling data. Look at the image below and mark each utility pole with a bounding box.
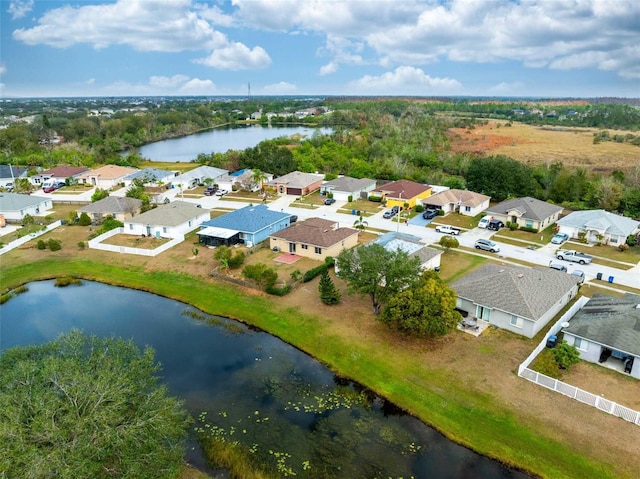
[396,192,402,232]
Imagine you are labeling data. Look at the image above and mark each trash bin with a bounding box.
[546,335,558,348]
[351,209,356,215]
[608,276,614,284]
[596,272,603,281]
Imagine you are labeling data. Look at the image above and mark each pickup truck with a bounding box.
[435,225,461,235]
[556,250,593,265]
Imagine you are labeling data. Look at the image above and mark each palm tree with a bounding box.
[353,215,368,234]
[250,169,268,191]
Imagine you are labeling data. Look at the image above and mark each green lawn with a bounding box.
[567,242,640,264]
[431,212,481,229]
[495,224,556,244]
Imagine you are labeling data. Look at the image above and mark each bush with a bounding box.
[302,264,328,283]
[532,349,561,378]
[48,238,62,251]
[368,196,383,202]
[242,263,278,290]
[78,212,92,226]
[626,234,638,247]
[77,241,86,250]
[553,341,581,371]
[37,240,46,250]
[265,284,291,296]
[347,195,353,203]
[228,251,245,269]
[618,243,629,252]
[519,226,538,233]
[507,221,518,230]
[438,209,445,216]
[414,204,424,213]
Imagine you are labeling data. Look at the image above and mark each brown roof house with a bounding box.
[78,165,139,190]
[266,171,324,196]
[370,179,431,209]
[452,264,580,338]
[485,197,562,232]
[269,218,359,261]
[34,165,90,187]
[424,189,490,217]
[78,196,143,223]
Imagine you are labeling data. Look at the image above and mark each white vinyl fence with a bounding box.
[88,227,184,257]
[0,220,62,255]
[518,295,640,426]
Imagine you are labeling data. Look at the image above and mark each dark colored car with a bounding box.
[290,215,298,223]
[324,198,336,205]
[422,209,438,220]
[57,182,66,188]
[487,219,505,231]
[204,186,217,196]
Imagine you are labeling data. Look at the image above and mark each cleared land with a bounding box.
[447,121,640,172]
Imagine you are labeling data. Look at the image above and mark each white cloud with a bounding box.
[85,78,95,86]
[0,64,7,76]
[195,43,271,70]
[487,81,526,95]
[179,78,217,94]
[8,0,34,20]
[262,82,297,94]
[347,66,462,95]
[149,75,190,88]
[319,62,338,76]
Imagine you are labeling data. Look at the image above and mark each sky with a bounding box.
[1,0,639,98]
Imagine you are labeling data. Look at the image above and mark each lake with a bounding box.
[0,280,529,479]
[136,125,332,162]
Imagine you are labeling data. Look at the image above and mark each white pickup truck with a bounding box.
[435,224,461,235]
[556,249,593,265]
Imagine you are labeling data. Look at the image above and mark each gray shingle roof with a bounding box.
[201,204,290,234]
[557,209,639,237]
[486,197,562,221]
[78,196,142,214]
[322,176,376,192]
[267,171,322,189]
[127,201,204,227]
[452,264,580,321]
[563,293,640,356]
[0,192,50,211]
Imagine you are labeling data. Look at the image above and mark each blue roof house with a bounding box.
[198,204,292,247]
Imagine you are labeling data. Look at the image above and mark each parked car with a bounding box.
[487,219,505,231]
[383,206,400,219]
[290,215,298,223]
[435,225,461,235]
[215,189,228,196]
[556,249,592,265]
[57,182,66,189]
[204,186,217,196]
[422,209,438,220]
[551,233,569,244]
[43,185,58,193]
[478,215,493,229]
[324,198,336,205]
[571,270,585,284]
[549,263,568,273]
[474,239,500,253]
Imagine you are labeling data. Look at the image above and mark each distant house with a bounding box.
[370,180,431,209]
[173,166,228,190]
[270,218,359,260]
[556,210,640,246]
[216,168,273,193]
[266,171,324,196]
[0,192,53,221]
[35,165,90,187]
[78,165,138,190]
[320,176,377,202]
[123,168,176,187]
[198,204,291,247]
[562,293,640,379]
[374,232,442,271]
[452,264,580,338]
[0,165,29,189]
[423,189,490,216]
[78,196,143,223]
[123,201,209,238]
[485,197,562,232]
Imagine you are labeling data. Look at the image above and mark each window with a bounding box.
[574,337,587,351]
[301,244,308,250]
[162,227,168,234]
[464,206,471,212]
[525,220,533,228]
[510,315,523,328]
[314,247,322,254]
[129,224,133,230]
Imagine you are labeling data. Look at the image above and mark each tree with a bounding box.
[318,269,341,305]
[353,215,368,233]
[78,212,92,226]
[91,188,109,202]
[250,168,268,191]
[439,235,459,250]
[0,330,190,479]
[379,271,461,337]
[466,155,536,201]
[336,243,421,315]
[553,341,581,371]
[214,245,232,272]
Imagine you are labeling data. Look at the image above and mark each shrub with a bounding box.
[553,341,581,371]
[347,195,353,203]
[0,293,14,305]
[54,277,82,287]
[242,263,278,290]
[37,240,46,250]
[97,217,123,234]
[519,226,538,233]
[48,239,62,251]
[302,264,328,283]
[532,349,561,378]
[619,243,629,252]
[438,209,445,216]
[368,196,382,202]
[77,241,86,250]
[265,284,291,296]
[507,221,518,230]
[228,251,245,269]
[78,212,92,226]
[626,234,638,247]
[414,204,424,213]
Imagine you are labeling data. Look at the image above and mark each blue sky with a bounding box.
[1,0,639,98]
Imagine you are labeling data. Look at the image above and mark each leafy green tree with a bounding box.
[0,330,190,479]
[47,238,62,251]
[242,263,278,290]
[439,235,459,250]
[214,245,232,272]
[379,270,461,337]
[553,341,581,371]
[336,243,421,315]
[91,188,109,202]
[22,213,35,226]
[318,269,341,305]
[353,215,368,233]
[466,155,536,201]
[78,212,92,226]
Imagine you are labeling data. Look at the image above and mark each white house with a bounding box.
[452,264,580,338]
[423,189,490,216]
[374,232,442,271]
[320,176,377,202]
[0,192,53,221]
[216,169,273,193]
[173,166,228,190]
[556,209,640,246]
[562,293,640,379]
[123,201,209,238]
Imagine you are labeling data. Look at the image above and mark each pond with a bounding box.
[136,125,332,162]
[0,280,529,479]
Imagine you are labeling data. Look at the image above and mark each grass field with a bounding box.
[447,121,640,172]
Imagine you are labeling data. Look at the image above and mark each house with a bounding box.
[35,166,90,187]
[198,204,291,247]
[556,210,639,246]
[123,168,176,187]
[78,165,138,190]
[216,168,273,193]
[562,293,640,379]
[451,264,580,338]
[319,176,377,202]
[484,197,562,232]
[123,201,209,239]
[0,165,29,189]
[266,171,324,196]
[0,192,53,221]
[373,232,442,271]
[269,218,359,260]
[77,196,143,223]
[173,166,228,190]
[369,180,432,209]
[423,189,490,216]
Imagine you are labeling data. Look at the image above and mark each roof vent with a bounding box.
[517,273,524,278]
[499,269,505,273]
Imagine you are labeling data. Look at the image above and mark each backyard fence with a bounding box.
[518,295,640,426]
[0,220,62,255]
[88,228,184,257]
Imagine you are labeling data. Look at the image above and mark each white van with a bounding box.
[478,215,493,229]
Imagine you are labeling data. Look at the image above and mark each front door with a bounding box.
[289,242,296,253]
